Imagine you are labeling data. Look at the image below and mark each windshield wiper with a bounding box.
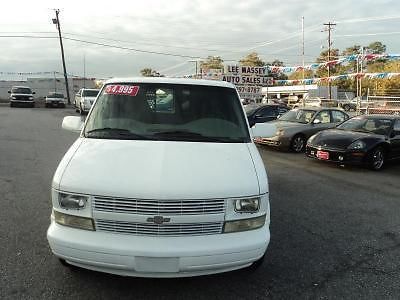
[85,128,152,140]
[152,130,244,142]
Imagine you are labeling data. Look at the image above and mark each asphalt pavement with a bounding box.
[1,105,400,299]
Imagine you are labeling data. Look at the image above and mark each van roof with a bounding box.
[105,77,235,89]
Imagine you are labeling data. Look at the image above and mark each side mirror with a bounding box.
[32,91,36,94]
[8,91,11,93]
[251,122,277,138]
[313,119,321,125]
[62,116,84,132]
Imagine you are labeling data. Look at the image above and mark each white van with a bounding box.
[47,77,272,277]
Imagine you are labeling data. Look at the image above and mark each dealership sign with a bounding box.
[223,65,272,99]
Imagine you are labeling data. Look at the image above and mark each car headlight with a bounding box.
[234,197,260,213]
[58,192,88,210]
[53,210,95,231]
[11,96,17,100]
[29,96,33,100]
[276,129,285,136]
[223,215,266,233]
[348,140,366,150]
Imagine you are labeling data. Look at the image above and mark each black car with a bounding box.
[246,104,289,127]
[306,115,400,170]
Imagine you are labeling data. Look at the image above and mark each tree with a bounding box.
[288,70,314,80]
[140,68,163,77]
[266,59,288,80]
[239,52,265,67]
[315,48,340,78]
[366,41,386,54]
[200,56,224,71]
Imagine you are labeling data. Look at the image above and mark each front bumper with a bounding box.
[46,100,66,105]
[254,135,290,149]
[306,145,367,165]
[10,99,34,103]
[47,221,269,277]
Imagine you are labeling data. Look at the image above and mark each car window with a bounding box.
[278,107,288,115]
[392,120,400,133]
[314,111,331,124]
[257,107,277,117]
[331,110,346,123]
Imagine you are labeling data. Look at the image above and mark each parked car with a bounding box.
[74,88,100,114]
[306,115,400,170]
[45,92,66,108]
[8,86,35,107]
[254,107,349,152]
[47,77,271,277]
[246,104,289,127]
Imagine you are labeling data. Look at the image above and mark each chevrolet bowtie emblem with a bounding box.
[147,216,171,225]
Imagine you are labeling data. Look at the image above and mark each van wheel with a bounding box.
[10,102,14,107]
[290,135,306,153]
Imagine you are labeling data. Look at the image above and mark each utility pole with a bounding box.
[52,9,71,105]
[323,22,336,100]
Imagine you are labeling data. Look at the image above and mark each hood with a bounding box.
[54,138,260,199]
[311,129,381,149]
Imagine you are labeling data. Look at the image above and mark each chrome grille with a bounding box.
[93,197,225,215]
[95,219,223,236]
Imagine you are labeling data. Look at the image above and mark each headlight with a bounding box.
[12,96,17,100]
[53,210,95,230]
[59,192,88,210]
[234,197,260,213]
[29,96,33,100]
[348,140,366,150]
[223,215,266,233]
[276,129,285,136]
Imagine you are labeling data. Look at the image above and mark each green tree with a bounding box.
[239,52,265,67]
[266,59,288,80]
[140,68,163,77]
[200,56,224,71]
[288,70,314,80]
[366,41,386,54]
[315,48,340,78]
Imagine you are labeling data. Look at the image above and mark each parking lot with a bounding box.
[1,105,400,299]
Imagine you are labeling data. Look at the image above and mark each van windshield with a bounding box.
[12,87,32,94]
[84,83,250,142]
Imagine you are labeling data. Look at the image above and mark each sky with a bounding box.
[0,0,400,80]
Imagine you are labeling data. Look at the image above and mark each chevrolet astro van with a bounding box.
[47,77,272,277]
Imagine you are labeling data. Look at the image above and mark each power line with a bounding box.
[63,37,203,59]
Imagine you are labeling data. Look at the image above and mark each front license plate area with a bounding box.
[135,257,179,273]
[316,150,329,160]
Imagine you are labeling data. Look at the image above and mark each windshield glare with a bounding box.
[48,93,64,98]
[278,109,315,123]
[84,83,250,142]
[82,90,99,97]
[337,117,393,135]
[12,87,32,94]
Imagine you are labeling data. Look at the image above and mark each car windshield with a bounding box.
[12,87,32,94]
[48,93,64,98]
[337,117,393,135]
[82,90,99,97]
[278,109,316,124]
[84,83,250,142]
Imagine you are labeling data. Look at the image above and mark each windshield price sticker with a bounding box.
[105,85,139,96]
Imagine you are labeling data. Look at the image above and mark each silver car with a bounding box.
[254,107,349,152]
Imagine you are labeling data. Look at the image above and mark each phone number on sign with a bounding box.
[105,85,140,96]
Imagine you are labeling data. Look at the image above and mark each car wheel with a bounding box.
[290,135,306,153]
[343,104,350,111]
[31,102,35,108]
[45,103,49,108]
[369,147,385,171]
[79,103,84,115]
[10,102,14,107]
